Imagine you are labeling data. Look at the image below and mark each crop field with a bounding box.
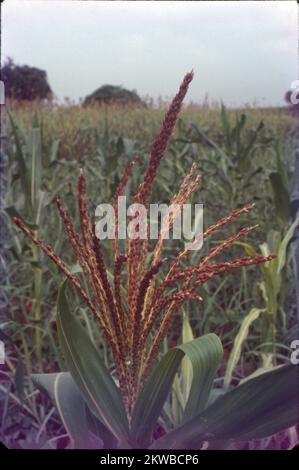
[0,76,298,450]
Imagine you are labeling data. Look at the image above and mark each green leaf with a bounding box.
[32,372,102,449]
[277,217,299,274]
[48,139,60,166]
[85,406,118,449]
[5,206,38,230]
[7,111,33,218]
[189,123,231,166]
[27,128,42,214]
[171,314,194,425]
[241,121,264,164]
[180,314,194,407]
[131,333,223,447]
[181,334,223,423]
[153,364,299,449]
[15,359,25,402]
[224,308,265,388]
[269,172,290,225]
[220,102,231,154]
[56,281,129,442]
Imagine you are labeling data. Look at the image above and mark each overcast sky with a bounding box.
[2,0,298,106]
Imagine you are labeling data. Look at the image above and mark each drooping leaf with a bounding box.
[131,333,223,447]
[153,364,299,449]
[224,308,265,388]
[32,372,102,449]
[56,281,129,442]
[276,217,299,274]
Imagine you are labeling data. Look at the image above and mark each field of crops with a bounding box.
[1,76,298,450]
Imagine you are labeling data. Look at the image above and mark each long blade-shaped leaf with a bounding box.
[181,314,194,402]
[32,372,102,449]
[153,364,299,449]
[171,314,194,423]
[269,172,290,225]
[181,334,223,422]
[131,333,223,447]
[224,308,265,388]
[56,281,129,442]
[27,128,42,214]
[277,217,299,274]
[8,111,33,218]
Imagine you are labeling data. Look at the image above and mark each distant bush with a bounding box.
[1,58,52,101]
[83,84,145,107]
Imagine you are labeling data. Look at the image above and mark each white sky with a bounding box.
[2,0,298,106]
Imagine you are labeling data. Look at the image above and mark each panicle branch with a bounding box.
[136,70,194,205]
[112,160,137,260]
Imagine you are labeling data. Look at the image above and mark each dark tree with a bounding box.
[83,84,145,107]
[1,58,52,101]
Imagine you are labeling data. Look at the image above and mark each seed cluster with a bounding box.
[13,72,275,416]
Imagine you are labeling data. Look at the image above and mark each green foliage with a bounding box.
[236,217,299,363]
[154,363,298,449]
[32,372,103,449]
[31,284,298,449]
[131,332,223,447]
[169,313,194,426]
[224,307,266,388]
[2,101,296,449]
[57,282,129,442]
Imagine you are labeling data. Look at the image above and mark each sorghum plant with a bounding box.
[14,71,274,413]
[13,73,298,449]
